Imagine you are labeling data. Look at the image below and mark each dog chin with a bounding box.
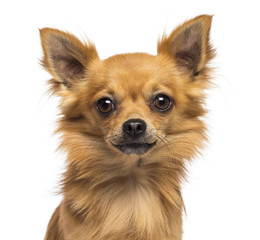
[111,141,157,155]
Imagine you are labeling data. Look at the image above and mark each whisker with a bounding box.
[156,133,176,159]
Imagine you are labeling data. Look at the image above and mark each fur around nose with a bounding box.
[122,118,147,137]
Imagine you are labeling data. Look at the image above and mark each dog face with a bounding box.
[83,53,185,156]
[40,15,214,164]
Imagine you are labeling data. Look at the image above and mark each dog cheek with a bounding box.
[59,94,83,118]
[82,109,113,138]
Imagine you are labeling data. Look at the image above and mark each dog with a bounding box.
[40,15,214,240]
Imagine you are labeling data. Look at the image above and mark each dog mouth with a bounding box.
[112,141,157,155]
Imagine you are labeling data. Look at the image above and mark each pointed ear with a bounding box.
[158,15,214,75]
[40,28,98,91]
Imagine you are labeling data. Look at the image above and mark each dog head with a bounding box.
[40,15,214,164]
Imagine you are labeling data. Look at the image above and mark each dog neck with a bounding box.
[60,152,185,239]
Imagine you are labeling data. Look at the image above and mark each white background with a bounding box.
[0,0,260,239]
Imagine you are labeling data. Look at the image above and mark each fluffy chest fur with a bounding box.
[61,159,184,240]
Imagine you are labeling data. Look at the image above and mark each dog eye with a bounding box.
[153,94,172,111]
[96,98,115,114]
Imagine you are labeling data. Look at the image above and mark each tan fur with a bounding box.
[40,15,215,240]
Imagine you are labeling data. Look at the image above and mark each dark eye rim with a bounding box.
[96,97,115,115]
[152,94,173,112]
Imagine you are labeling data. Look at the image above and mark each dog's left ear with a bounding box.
[158,15,214,75]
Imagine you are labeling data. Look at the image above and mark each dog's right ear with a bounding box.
[39,28,98,93]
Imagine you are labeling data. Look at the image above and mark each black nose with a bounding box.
[123,118,147,137]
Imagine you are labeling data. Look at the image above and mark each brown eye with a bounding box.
[96,98,114,114]
[153,94,172,111]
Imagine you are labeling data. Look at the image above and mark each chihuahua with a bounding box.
[40,15,214,240]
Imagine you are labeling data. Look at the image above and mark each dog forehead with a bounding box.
[104,53,157,77]
[101,53,173,97]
